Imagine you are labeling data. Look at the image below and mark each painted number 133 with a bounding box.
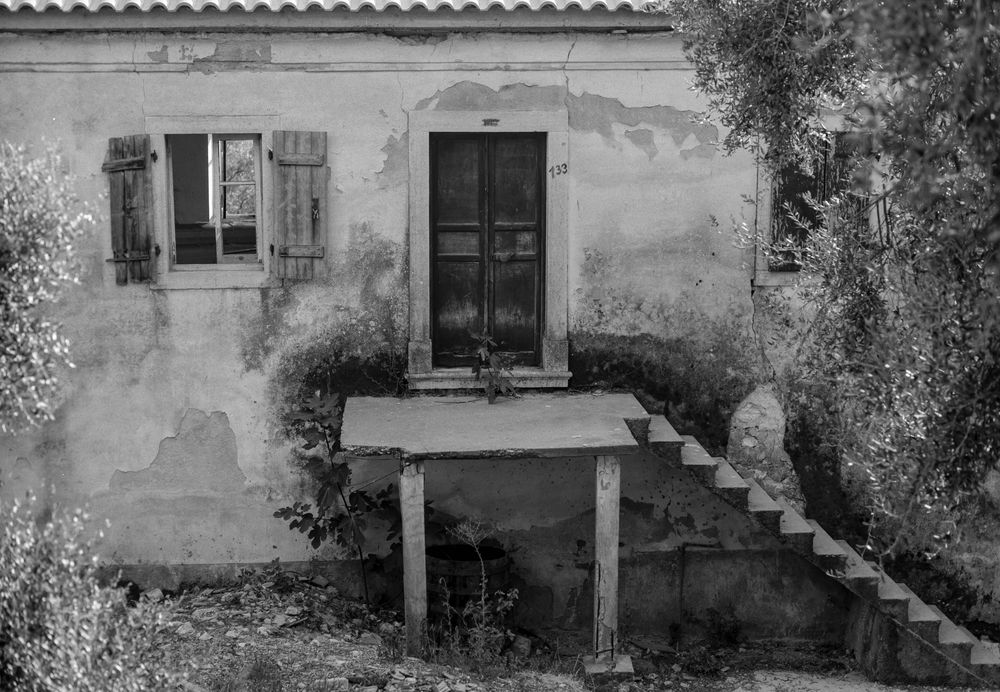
[548,163,568,178]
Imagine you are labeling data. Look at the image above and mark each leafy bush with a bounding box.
[0,142,92,434]
[0,499,180,691]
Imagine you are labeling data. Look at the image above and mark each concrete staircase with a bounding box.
[649,419,1000,687]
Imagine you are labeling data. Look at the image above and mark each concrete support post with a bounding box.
[594,454,620,659]
[399,460,426,655]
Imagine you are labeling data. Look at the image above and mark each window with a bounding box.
[430,133,545,367]
[167,134,262,266]
[103,128,326,286]
[769,131,872,271]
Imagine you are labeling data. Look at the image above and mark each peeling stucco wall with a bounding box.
[0,25,835,637]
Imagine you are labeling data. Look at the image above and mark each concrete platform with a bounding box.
[340,392,650,659]
[341,392,648,460]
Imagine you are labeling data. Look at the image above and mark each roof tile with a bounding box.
[1,0,648,11]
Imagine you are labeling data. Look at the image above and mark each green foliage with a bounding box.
[0,142,92,434]
[666,0,870,169]
[672,0,1000,555]
[274,394,400,554]
[0,498,180,691]
[470,329,517,404]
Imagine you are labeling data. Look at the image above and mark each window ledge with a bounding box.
[407,367,571,391]
[150,267,268,291]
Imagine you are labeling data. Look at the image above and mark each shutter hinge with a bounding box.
[268,149,273,161]
[270,244,274,256]
[150,150,158,163]
[154,243,161,257]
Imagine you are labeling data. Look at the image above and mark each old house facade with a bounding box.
[3,0,998,683]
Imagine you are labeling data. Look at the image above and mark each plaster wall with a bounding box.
[0,26,794,635]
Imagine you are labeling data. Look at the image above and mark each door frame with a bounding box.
[407,109,569,384]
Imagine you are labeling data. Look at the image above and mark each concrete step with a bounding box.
[971,638,1000,685]
[713,459,750,511]
[774,497,814,553]
[928,605,976,667]
[970,638,1000,666]
[648,417,684,463]
[867,562,909,623]
[897,583,942,642]
[745,478,783,533]
[805,520,848,573]
[835,540,880,601]
[680,436,717,485]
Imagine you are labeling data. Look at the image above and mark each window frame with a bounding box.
[146,116,278,289]
[165,132,263,269]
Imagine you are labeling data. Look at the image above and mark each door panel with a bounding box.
[492,259,538,359]
[432,260,482,363]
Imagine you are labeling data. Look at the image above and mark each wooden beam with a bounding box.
[399,460,427,655]
[593,455,621,661]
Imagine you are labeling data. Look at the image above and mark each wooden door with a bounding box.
[430,133,545,367]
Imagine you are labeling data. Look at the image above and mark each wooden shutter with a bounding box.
[103,135,153,285]
[273,131,328,280]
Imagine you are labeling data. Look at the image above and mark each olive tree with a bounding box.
[667,0,1000,555]
[0,143,91,434]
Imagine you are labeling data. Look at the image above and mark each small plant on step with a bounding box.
[470,329,518,404]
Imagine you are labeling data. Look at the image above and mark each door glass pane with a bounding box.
[437,232,479,256]
[494,137,539,225]
[494,230,536,256]
[435,139,480,225]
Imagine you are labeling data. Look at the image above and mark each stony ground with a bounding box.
[151,568,977,692]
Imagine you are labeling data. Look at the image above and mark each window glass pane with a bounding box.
[169,134,215,264]
[223,139,255,182]
[222,219,257,259]
[224,184,256,218]
[494,230,536,256]
[494,137,539,225]
[435,139,480,225]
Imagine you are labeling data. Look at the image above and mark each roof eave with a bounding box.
[0,5,676,33]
